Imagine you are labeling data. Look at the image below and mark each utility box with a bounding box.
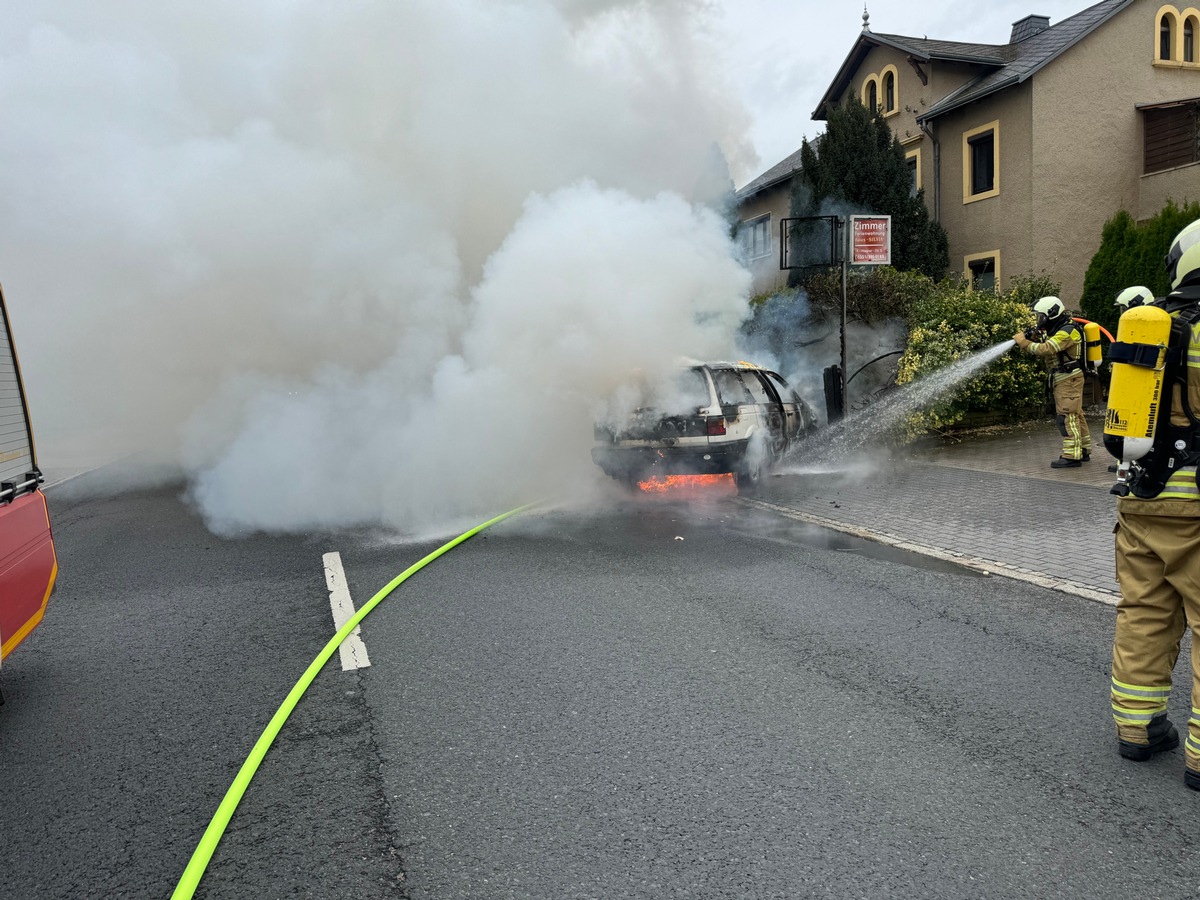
[823,364,845,424]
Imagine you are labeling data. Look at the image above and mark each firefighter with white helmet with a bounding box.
[1013,295,1092,467]
[1114,285,1155,310]
[1107,216,1200,788]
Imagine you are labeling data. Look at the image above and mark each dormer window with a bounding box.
[860,66,899,116]
[1156,6,1198,64]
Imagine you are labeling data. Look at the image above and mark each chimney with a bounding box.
[1010,14,1051,43]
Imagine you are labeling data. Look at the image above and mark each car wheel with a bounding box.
[734,456,763,492]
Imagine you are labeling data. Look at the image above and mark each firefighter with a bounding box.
[1013,296,1092,468]
[1114,285,1155,310]
[1109,217,1200,786]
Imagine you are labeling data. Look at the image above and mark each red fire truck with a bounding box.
[0,282,57,699]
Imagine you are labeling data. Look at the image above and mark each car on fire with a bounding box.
[591,361,818,490]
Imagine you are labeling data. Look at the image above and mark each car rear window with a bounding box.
[643,368,710,414]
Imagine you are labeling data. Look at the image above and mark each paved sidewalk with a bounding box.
[752,415,1125,605]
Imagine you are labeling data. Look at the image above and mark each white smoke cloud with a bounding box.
[185,183,750,533]
[1,0,756,534]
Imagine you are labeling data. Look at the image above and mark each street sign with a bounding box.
[850,215,891,266]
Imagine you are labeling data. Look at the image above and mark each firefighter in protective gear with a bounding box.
[1109,217,1200,788]
[1013,296,1092,468]
[1114,285,1155,310]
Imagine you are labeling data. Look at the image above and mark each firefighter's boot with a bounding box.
[1118,714,1179,761]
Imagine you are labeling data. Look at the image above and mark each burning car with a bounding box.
[592,361,818,490]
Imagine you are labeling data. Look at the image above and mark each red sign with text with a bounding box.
[850,215,891,265]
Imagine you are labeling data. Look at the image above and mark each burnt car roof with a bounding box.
[693,360,774,372]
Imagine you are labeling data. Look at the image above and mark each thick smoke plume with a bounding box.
[1,1,757,534]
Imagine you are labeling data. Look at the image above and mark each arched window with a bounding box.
[867,80,878,113]
[883,71,895,112]
[1161,13,1175,59]
[1185,15,1197,62]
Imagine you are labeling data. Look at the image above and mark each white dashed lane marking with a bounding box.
[322,551,372,671]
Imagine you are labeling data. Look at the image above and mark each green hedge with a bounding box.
[750,269,1062,437]
[894,279,1050,436]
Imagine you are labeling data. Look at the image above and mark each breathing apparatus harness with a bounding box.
[1025,316,1088,379]
[1108,294,1200,498]
[1052,319,1087,375]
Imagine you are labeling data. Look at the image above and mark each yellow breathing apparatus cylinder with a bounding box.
[1103,304,1173,462]
[1082,320,1102,369]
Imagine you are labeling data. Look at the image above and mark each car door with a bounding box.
[764,371,804,445]
[742,369,787,456]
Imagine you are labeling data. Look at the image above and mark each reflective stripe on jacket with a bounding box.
[1028,323,1082,383]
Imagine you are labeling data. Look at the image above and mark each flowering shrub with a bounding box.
[894,281,1050,436]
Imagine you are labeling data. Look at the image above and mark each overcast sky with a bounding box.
[714,0,1097,187]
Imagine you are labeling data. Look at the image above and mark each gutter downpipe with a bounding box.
[919,117,940,223]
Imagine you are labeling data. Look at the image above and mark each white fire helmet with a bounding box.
[1166,218,1200,291]
[1032,295,1065,328]
[1114,286,1154,309]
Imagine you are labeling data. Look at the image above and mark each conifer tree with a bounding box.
[1080,199,1200,336]
[794,96,948,281]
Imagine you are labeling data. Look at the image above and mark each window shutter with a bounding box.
[1144,104,1200,174]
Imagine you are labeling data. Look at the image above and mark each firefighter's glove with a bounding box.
[1013,331,1032,350]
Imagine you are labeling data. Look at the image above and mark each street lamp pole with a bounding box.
[839,215,848,414]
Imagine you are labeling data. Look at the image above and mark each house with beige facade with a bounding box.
[736,0,1200,304]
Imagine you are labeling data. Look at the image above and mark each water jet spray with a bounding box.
[781,339,1018,475]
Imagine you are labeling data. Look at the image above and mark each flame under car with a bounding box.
[592,362,817,491]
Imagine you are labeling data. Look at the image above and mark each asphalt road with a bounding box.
[2,480,1198,899]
